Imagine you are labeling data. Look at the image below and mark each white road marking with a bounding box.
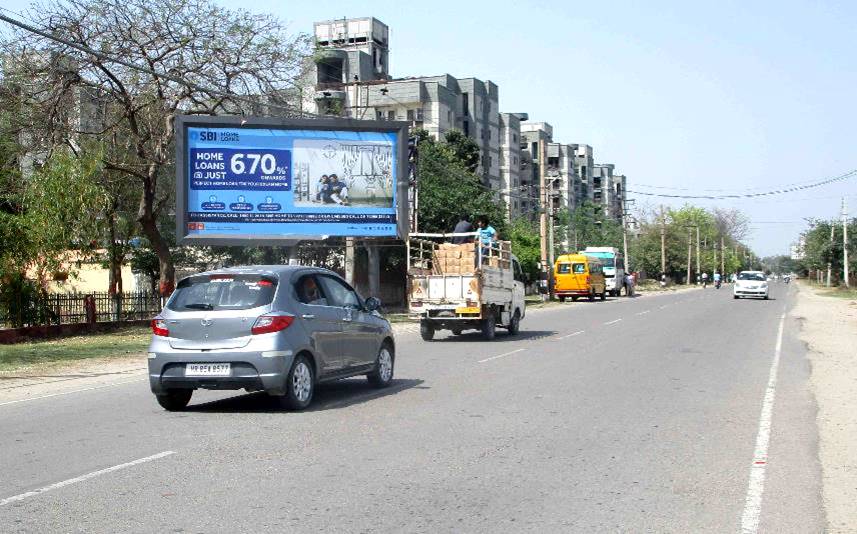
[659,305,669,309]
[0,451,176,507]
[636,310,651,316]
[0,378,147,408]
[558,331,584,340]
[604,319,623,325]
[740,312,786,533]
[478,349,526,363]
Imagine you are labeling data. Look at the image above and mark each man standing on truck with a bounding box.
[476,216,498,262]
[451,215,474,244]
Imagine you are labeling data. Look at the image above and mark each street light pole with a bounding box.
[844,198,850,288]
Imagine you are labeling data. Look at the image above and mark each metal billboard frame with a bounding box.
[175,115,410,246]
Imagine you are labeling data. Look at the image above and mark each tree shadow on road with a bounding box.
[183,378,427,414]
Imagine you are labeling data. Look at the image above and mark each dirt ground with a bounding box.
[793,282,857,533]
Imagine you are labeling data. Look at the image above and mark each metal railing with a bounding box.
[0,291,162,329]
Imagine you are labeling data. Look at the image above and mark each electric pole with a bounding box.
[720,236,725,275]
[660,206,666,277]
[696,225,701,283]
[622,199,631,273]
[687,227,692,285]
[842,197,851,287]
[539,139,549,299]
[827,224,833,287]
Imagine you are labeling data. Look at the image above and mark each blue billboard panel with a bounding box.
[180,120,403,241]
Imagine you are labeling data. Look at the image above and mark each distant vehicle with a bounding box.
[148,266,395,411]
[733,270,769,300]
[554,253,607,302]
[581,247,625,297]
[408,233,526,341]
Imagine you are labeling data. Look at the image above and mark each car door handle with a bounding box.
[301,314,316,320]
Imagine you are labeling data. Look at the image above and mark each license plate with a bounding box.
[455,306,480,314]
[185,363,231,377]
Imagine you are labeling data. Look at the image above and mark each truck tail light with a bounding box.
[151,317,169,337]
[251,314,294,335]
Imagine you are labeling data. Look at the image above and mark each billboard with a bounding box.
[175,116,409,245]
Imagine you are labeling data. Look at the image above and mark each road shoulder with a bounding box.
[793,282,857,533]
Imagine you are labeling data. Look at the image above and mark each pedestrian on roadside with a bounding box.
[451,215,474,244]
[624,271,636,297]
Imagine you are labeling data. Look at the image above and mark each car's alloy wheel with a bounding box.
[281,355,314,410]
[368,345,394,388]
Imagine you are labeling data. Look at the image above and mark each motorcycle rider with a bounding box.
[714,271,722,289]
[701,272,709,288]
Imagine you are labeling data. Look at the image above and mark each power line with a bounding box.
[628,169,857,200]
[0,12,321,119]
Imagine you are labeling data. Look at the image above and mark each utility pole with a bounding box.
[720,236,725,275]
[842,197,851,287]
[695,226,701,283]
[538,139,549,299]
[827,224,833,287]
[621,199,631,273]
[660,205,666,277]
[686,227,692,285]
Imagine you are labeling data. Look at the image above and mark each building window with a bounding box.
[463,121,469,136]
[512,134,517,143]
[387,110,395,121]
[447,110,452,123]
[462,92,469,115]
[407,109,414,121]
[376,110,383,120]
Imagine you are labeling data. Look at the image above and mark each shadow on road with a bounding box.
[184,378,426,413]
[432,330,557,343]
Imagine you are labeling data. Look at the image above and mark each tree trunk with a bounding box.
[138,182,174,297]
[107,209,123,295]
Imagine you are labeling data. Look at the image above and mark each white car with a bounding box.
[734,271,769,300]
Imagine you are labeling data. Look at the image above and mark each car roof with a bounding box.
[739,270,765,274]
[181,265,334,281]
[556,253,600,262]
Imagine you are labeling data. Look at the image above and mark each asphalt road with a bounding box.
[0,283,822,533]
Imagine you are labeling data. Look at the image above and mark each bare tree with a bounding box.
[1,0,311,294]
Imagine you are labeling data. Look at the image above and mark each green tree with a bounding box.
[415,131,505,235]
[439,130,480,174]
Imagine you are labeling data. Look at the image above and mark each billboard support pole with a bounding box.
[345,237,355,285]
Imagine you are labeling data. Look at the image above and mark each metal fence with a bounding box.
[0,291,162,329]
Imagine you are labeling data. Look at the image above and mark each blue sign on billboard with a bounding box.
[177,117,407,243]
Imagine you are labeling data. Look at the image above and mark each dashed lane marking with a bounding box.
[636,310,651,315]
[0,451,176,507]
[0,378,147,408]
[604,319,623,326]
[557,331,584,340]
[478,348,526,363]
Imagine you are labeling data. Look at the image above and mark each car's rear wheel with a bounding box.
[481,309,496,340]
[600,291,606,301]
[559,296,566,302]
[280,354,314,410]
[156,389,192,411]
[734,295,739,299]
[588,290,595,302]
[571,296,579,302]
[368,343,394,388]
[420,321,435,341]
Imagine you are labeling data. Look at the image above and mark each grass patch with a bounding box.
[817,287,857,300]
[0,326,150,372]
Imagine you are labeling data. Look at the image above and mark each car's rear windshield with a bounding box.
[738,272,766,281]
[167,274,277,312]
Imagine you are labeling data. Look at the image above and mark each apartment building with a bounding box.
[499,113,525,220]
[311,17,511,195]
[570,144,594,207]
[592,164,626,223]
[519,122,553,222]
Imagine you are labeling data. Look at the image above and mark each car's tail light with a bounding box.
[586,275,591,284]
[151,317,169,337]
[251,314,294,335]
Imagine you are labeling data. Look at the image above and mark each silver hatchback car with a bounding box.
[148,266,395,411]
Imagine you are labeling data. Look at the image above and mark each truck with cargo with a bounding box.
[581,246,625,297]
[407,233,526,340]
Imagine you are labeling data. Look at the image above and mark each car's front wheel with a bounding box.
[367,344,394,388]
[280,354,314,410]
[156,389,192,411]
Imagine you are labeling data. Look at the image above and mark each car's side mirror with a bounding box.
[364,296,382,312]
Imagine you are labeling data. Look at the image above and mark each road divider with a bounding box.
[0,451,176,507]
[478,349,526,363]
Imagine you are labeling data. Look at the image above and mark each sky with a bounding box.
[2,0,856,256]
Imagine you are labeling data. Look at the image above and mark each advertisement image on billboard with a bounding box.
[176,116,409,244]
